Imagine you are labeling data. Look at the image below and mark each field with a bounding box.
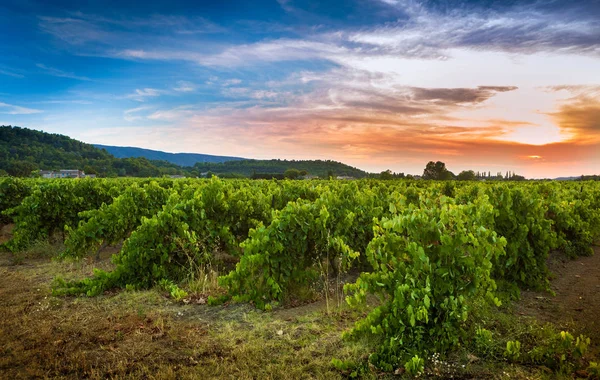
[1,177,599,379]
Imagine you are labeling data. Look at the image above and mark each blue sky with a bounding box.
[1,0,599,177]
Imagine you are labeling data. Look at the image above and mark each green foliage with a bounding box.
[219,182,388,309]
[344,192,506,370]
[469,304,593,373]
[158,279,189,301]
[284,168,301,179]
[0,177,33,224]
[543,183,600,258]
[456,170,476,181]
[504,340,521,361]
[422,161,455,180]
[588,362,600,377]
[485,184,555,288]
[6,177,593,375]
[52,178,322,296]
[4,179,127,251]
[379,170,393,180]
[474,327,494,355]
[61,181,173,259]
[404,355,425,376]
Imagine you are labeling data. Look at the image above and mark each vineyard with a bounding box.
[1,177,600,378]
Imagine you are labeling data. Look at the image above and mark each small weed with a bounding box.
[504,340,521,361]
[474,327,494,356]
[157,279,188,302]
[185,265,221,295]
[588,362,600,377]
[404,354,425,376]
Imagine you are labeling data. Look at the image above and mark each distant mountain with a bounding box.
[554,176,579,181]
[95,144,244,167]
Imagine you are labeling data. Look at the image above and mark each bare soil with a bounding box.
[517,246,600,355]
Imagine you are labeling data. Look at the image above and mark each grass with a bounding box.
[184,264,222,297]
[0,251,378,379]
[1,246,598,379]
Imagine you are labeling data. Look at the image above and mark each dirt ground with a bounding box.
[517,246,600,355]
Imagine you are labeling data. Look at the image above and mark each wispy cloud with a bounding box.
[36,63,91,81]
[148,106,196,121]
[0,68,24,78]
[349,1,600,57]
[0,102,43,115]
[94,1,600,72]
[222,78,242,86]
[123,106,152,122]
[173,81,196,92]
[38,16,111,45]
[35,99,93,105]
[126,88,164,102]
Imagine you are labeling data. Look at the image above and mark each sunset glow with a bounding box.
[1,0,600,178]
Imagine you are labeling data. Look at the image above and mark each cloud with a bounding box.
[545,85,600,97]
[348,2,600,58]
[147,106,196,121]
[551,97,600,139]
[36,99,93,105]
[126,88,164,102]
[410,86,518,105]
[173,81,196,92]
[38,16,112,45]
[39,13,225,47]
[36,63,91,81]
[0,102,43,115]
[116,39,346,67]
[124,106,151,122]
[37,0,600,74]
[222,79,242,86]
[0,68,24,78]
[251,90,279,99]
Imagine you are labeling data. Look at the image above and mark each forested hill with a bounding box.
[0,126,187,177]
[193,159,368,178]
[94,144,244,166]
[0,126,370,178]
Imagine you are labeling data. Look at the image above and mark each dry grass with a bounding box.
[1,248,596,379]
[184,264,222,296]
[0,253,375,379]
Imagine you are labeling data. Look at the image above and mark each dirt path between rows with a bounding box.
[517,246,600,354]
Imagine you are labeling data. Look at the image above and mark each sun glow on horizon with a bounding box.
[497,123,569,146]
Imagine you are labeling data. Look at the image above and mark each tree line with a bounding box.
[377,161,526,181]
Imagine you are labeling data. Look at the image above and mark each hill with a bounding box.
[193,159,368,178]
[94,145,367,178]
[94,144,244,167]
[0,126,187,177]
[0,126,370,178]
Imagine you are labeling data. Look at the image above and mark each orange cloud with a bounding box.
[551,97,600,141]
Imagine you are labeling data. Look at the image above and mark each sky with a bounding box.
[1,0,599,178]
